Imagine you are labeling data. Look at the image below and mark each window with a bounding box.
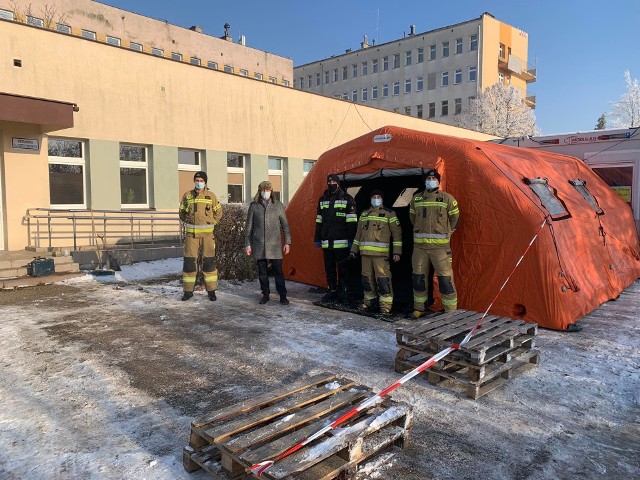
[48,138,85,208]
[224,65,233,73]
[372,59,378,73]
[405,79,411,93]
[303,160,315,176]
[82,29,97,40]
[570,180,604,215]
[383,56,389,71]
[362,88,368,101]
[333,69,338,82]
[26,15,44,27]
[454,69,462,84]
[405,50,412,66]
[454,98,462,114]
[470,34,478,51]
[417,48,424,63]
[442,41,449,57]
[341,92,348,100]
[227,153,246,203]
[393,107,400,113]
[256,72,264,80]
[382,84,389,97]
[316,73,320,86]
[152,47,164,57]
[120,145,148,207]
[298,78,304,89]
[190,57,201,66]
[362,61,368,75]
[342,66,348,80]
[56,24,71,34]
[455,38,463,54]
[417,104,423,118]
[178,149,203,201]
[499,43,505,59]
[417,76,424,91]
[0,8,14,20]
[524,178,570,220]
[106,35,121,46]
[393,82,400,96]
[324,71,330,84]
[353,64,358,77]
[469,65,477,82]
[427,73,436,90]
[268,156,284,201]
[352,90,358,102]
[498,72,504,84]
[269,76,277,84]
[372,85,378,99]
[282,79,290,87]
[405,106,411,115]
[428,102,435,118]
[239,69,248,77]
[172,52,183,61]
[307,75,312,87]
[393,54,400,68]
[429,45,436,60]
[129,41,142,51]
[441,100,448,116]
[442,72,449,87]
[207,61,218,69]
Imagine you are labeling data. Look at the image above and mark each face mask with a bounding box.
[261,191,271,200]
[195,181,205,190]
[371,198,382,207]
[425,180,439,190]
[328,183,338,193]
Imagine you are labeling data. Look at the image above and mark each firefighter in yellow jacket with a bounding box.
[409,169,459,318]
[350,190,402,315]
[179,171,222,301]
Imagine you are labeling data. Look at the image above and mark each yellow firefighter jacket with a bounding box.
[351,206,402,257]
[409,188,459,248]
[179,187,222,237]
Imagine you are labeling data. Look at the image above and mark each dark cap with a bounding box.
[327,173,340,184]
[423,169,441,182]
[194,171,208,183]
[370,189,384,200]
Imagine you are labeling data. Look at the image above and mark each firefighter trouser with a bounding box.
[361,256,393,313]
[183,236,218,293]
[323,249,350,291]
[412,247,457,312]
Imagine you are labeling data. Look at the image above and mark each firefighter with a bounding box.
[314,173,358,303]
[349,190,402,315]
[179,171,222,301]
[409,169,459,318]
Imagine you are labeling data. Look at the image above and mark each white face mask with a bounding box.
[195,181,205,190]
[261,191,271,201]
[425,179,439,190]
[371,198,382,207]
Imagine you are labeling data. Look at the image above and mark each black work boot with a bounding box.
[321,289,338,302]
[280,295,289,305]
[181,291,194,301]
[259,293,270,304]
[208,291,217,301]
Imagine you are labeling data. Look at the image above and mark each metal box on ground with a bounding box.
[27,258,55,277]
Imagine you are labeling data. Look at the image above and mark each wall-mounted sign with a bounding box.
[373,134,392,143]
[12,137,40,151]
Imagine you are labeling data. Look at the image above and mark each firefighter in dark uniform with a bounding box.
[409,169,459,318]
[179,171,223,301]
[350,190,402,314]
[314,173,358,302]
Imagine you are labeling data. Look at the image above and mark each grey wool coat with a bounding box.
[245,199,291,260]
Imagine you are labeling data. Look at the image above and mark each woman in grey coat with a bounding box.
[245,181,292,304]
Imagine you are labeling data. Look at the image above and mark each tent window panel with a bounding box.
[569,180,604,215]
[525,178,571,220]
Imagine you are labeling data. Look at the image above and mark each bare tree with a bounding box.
[39,3,59,28]
[8,0,21,21]
[456,83,538,137]
[610,70,640,128]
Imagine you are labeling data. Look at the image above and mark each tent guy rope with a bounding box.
[249,217,549,477]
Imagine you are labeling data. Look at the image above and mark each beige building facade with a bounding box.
[0,2,494,251]
[294,13,536,125]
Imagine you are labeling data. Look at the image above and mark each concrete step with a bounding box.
[0,256,80,280]
[0,271,85,289]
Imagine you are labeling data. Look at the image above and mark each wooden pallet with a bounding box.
[184,373,413,479]
[395,310,539,399]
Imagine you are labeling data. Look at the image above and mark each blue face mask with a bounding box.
[371,198,382,207]
[425,180,439,190]
[195,181,205,190]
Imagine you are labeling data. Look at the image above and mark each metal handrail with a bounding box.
[24,208,183,250]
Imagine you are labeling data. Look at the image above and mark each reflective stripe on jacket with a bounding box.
[409,188,459,247]
[351,206,402,256]
[179,187,222,237]
[314,189,357,249]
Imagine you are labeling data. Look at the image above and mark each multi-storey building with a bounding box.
[294,13,536,125]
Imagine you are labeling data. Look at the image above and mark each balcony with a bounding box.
[525,93,536,109]
[498,54,537,83]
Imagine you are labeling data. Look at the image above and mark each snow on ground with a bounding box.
[0,259,638,479]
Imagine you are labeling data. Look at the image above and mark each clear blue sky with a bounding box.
[104,0,639,135]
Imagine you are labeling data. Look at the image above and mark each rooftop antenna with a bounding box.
[375,7,379,45]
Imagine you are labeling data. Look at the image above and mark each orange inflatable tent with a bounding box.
[284,126,640,330]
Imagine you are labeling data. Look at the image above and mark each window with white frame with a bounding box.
[429,45,436,60]
[333,69,338,81]
[152,47,164,57]
[352,90,358,102]
[26,15,44,27]
[178,148,203,201]
[130,41,142,51]
[405,79,411,93]
[455,38,463,54]
[207,61,218,70]
[428,102,435,118]
[454,98,462,114]
[498,72,504,84]
[382,84,389,97]
[417,48,424,63]
[268,156,284,202]
[120,144,148,207]
[224,65,233,73]
[298,78,304,89]
[48,138,86,208]
[307,75,312,87]
[172,52,182,61]
[303,160,315,176]
[417,76,424,91]
[82,29,97,40]
[227,152,246,203]
[316,73,320,86]
[417,104,423,118]
[362,61,368,75]
[405,50,412,66]
[240,69,248,77]
[0,8,13,20]
[372,59,378,73]
[393,54,400,68]
[362,88,368,101]
[441,100,448,116]
[442,72,449,87]
[442,41,449,57]
[404,106,411,115]
[393,82,400,96]
[269,76,277,83]
[190,57,201,66]
[106,35,121,46]
[469,65,477,82]
[341,92,348,100]
[352,64,358,77]
[454,69,462,84]
[56,23,71,34]
[470,34,478,51]
[324,71,329,84]
[342,66,348,80]
[282,79,290,87]
[383,56,389,71]
[372,85,378,99]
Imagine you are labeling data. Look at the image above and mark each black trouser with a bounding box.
[256,259,286,296]
[322,249,350,290]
